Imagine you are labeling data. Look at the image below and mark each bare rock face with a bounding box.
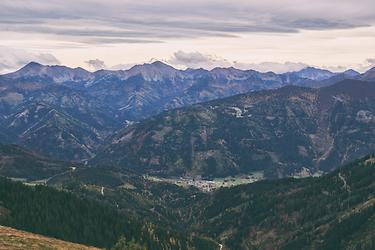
[93,80,375,178]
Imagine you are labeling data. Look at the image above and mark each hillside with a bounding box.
[0,177,217,250]
[0,85,119,161]
[361,67,375,81]
[38,154,375,250]
[0,151,373,250]
[93,80,375,178]
[190,155,375,250]
[0,144,75,181]
[0,225,98,250]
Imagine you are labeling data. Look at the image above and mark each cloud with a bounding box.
[366,58,375,66]
[0,46,60,74]
[352,58,375,72]
[168,51,308,73]
[0,0,374,45]
[169,51,231,69]
[233,62,309,73]
[85,59,107,70]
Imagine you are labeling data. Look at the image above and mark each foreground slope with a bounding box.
[94,80,375,178]
[0,225,98,250]
[0,177,217,250]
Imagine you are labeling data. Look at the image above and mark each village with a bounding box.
[146,171,264,192]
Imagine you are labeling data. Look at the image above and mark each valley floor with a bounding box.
[145,171,264,192]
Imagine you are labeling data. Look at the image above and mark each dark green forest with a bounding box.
[191,156,375,249]
[0,177,206,250]
[0,155,374,250]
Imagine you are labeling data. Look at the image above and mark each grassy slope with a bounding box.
[0,225,99,250]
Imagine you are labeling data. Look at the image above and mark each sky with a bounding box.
[1,0,375,73]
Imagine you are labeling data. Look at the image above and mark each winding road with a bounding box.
[338,172,351,193]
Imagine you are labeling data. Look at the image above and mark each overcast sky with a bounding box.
[1,0,375,73]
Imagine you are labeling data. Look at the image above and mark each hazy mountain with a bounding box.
[319,69,360,86]
[0,82,120,160]
[93,80,375,178]
[3,62,93,84]
[286,67,337,81]
[0,62,371,160]
[342,69,361,77]
[164,68,288,111]
[126,61,185,81]
[361,66,375,81]
[1,62,346,121]
[6,102,104,161]
[86,62,193,120]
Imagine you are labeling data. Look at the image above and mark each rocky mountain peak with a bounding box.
[294,67,336,81]
[342,69,360,77]
[125,61,183,81]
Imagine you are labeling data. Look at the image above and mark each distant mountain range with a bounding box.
[0,61,373,162]
[93,80,375,178]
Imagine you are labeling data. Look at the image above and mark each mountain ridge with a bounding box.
[1,62,374,161]
[93,79,375,178]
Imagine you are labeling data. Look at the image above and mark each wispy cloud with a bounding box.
[0,46,60,74]
[1,1,374,72]
[366,58,375,66]
[168,51,308,73]
[169,51,231,69]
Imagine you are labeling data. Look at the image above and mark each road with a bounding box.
[338,172,351,192]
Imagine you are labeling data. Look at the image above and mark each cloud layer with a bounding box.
[1,0,375,45]
[0,1,374,73]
